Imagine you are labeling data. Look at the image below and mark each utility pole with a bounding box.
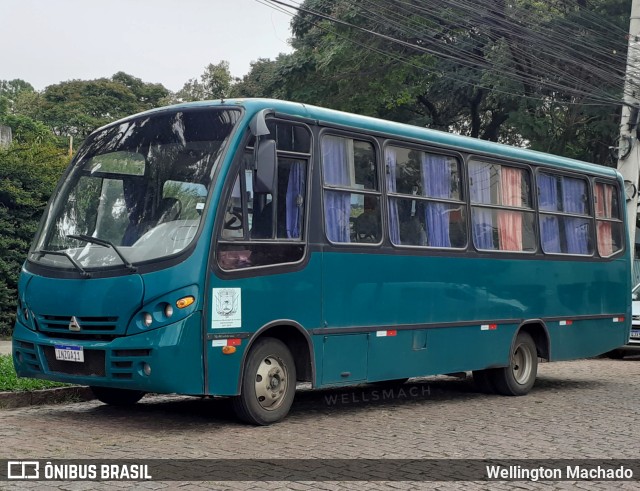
[617,0,640,276]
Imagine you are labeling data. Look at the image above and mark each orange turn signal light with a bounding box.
[176,296,195,309]
[222,346,236,355]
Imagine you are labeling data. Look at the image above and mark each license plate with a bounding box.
[630,330,640,340]
[54,344,84,363]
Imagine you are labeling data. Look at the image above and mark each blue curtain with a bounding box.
[538,173,561,253]
[561,177,589,254]
[285,162,305,239]
[422,154,451,247]
[469,163,494,249]
[322,136,351,242]
[386,149,401,244]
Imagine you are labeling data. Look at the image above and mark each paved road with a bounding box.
[1,357,639,490]
[0,341,10,356]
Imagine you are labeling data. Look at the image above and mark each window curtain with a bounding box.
[538,173,561,253]
[595,183,613,256]
[497,167,523,251]
[285,161,305,239]
[469,163,494,249]
[561,177,589,254]
[422,154,451,247]
[386,148,401,244]
[322,136,351,242]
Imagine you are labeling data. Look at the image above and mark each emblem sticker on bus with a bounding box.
[212,288,242,328]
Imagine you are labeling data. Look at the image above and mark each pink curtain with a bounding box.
[596,183,613,256]
[498,167,523,251]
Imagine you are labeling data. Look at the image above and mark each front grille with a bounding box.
[43,347,105,377]
[39,315,119,332]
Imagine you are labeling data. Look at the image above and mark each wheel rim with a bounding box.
[254,355,288,411]
[511,342,533,385]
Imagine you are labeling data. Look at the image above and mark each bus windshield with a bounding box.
[29,108,241,271]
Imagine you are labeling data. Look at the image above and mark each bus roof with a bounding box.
[100,98,621,180]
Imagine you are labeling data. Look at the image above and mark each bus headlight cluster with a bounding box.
[133,291,197,331]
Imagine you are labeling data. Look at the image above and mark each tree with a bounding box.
[0,143,68,335]
[249,0,629,163]
[177,61,238,101]
[0,79,35,113]
[111,71,171,109]
[231,55,292,99]
[38,74,171,140]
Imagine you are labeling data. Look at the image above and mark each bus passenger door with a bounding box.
[207,121,320,396]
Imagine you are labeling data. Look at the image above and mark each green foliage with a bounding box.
[0,114,56,145]
[0,144,68,335]
[255,0,629,162]
[0,79,35,114]
[38,73,170,140]
[0,354,70,391]
[177,61,238,102]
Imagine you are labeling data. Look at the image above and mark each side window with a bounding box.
[537,172,593,255]
[594,181,623,257]
[322,135,381,243]
[217,121,309,271]
[386,146,466,248]
[469,160,535,252]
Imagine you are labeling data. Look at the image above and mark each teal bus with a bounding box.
[12,99,631,424]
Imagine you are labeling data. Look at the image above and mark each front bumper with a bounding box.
[12,312,204,395]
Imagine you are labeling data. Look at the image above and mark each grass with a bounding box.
[0,354,70,391]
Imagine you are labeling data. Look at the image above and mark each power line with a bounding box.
[259,0,631,107]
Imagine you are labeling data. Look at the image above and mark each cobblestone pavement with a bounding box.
[1,357,639,490]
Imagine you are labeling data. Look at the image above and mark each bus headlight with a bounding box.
[164,304,174,318]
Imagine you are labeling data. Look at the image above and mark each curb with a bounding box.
[0,386,95,409]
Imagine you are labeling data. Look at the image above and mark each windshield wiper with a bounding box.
[67,234,137,273]
[36,250,91,278]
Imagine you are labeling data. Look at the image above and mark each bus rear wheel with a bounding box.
[491,331,538,396]
[90,386,146,406]
[233,337,296,425]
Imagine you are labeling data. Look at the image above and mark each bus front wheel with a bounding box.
[491,331,538,396]
[90,386,146,406]
[233,337,296,425]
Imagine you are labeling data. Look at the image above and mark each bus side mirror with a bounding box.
[255,138,277,193]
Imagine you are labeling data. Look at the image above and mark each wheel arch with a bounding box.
[237,320,315,393]
[516,319,551,361]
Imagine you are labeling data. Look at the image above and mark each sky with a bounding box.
[2,0,295,92]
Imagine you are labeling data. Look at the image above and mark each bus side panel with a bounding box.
[366,325,513,382]
[320,251,629,380]
[205,254,322,396]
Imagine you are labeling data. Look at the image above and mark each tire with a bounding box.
[472,369,498,394]
[490,331,538,396]
[90,386,146,406]
[232,337,296,425]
